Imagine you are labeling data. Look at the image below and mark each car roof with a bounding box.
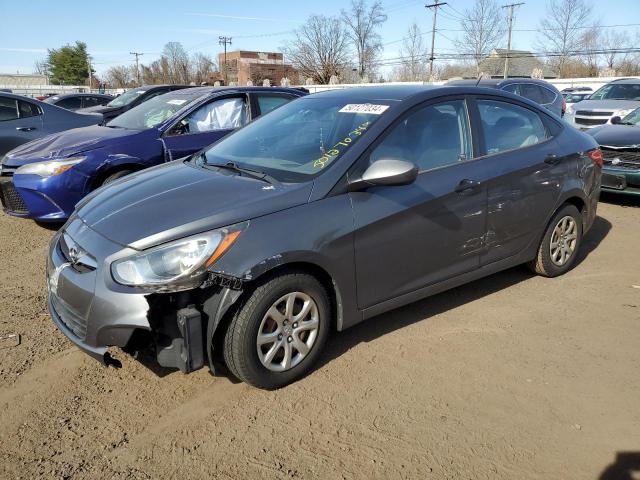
[48,93,112,99]
[448,78,558,90]
[311,85,436,101]
[158,85,307,99]
[610,78,640,84]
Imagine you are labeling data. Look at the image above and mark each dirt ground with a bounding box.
[0,194,639,480]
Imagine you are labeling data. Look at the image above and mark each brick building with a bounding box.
[217,51,297,86]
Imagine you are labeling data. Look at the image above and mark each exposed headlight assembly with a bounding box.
[15,156,86,177]
[111,222,247,291]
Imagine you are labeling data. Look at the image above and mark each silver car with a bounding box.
[566,78,640,129]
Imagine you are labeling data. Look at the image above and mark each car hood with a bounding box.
[3,125,147,166]
[571,99,640,111]
[77,161,313,250]
[588,124,640,147]
[77,105,121,114]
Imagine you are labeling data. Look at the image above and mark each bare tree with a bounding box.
[601,30,631,72]
[399,23,427,81]
[33,59,50,78]
[579,26,600,77]
[191,53,217,85]
[537,0,593,77]
[284,15,351,84]
[105,65,134,88]
[162,42,191,84]
[341,0,387,81]
[456,0,505,76]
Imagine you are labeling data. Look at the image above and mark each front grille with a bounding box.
[58,233,98,272]
[575,117,608,126]
[51,293,88,340]
[575,110,614,116]
[0,178,28,214]
[602,148,640,170]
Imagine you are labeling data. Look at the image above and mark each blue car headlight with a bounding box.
[15,156,86,177]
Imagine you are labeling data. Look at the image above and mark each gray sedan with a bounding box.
[0,92,103,157]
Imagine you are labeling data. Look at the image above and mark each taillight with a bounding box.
[561,98,567,116]
[587,148,603,168]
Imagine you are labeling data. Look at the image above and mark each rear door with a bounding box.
[0,97,43,154]
[470,95,566,265]
[350,96,489,309]
[161,94,250,160]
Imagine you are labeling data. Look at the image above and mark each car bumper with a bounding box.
[1,170,89,221]
[601,167,640,196]
[46,217,152,363]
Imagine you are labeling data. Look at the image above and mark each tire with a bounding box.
[222,272,330,389]
[528,204,583,277]
[101,169,132,186]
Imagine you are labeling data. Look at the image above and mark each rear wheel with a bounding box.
[222,272,330,389]
[528,204,583,277]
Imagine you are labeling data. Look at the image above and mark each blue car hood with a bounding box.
[77,160,313,250]
[3,125,149,166]
[588,125,640,147]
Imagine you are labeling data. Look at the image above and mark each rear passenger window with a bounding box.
[0,97,19,121]
[477,100,549,155]
[538,87,557,104]
[55,97,82,110]
[18,100,40,118]
[370,99,473,171]
[256,94,293,115]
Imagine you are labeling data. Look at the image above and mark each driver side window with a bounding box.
[172,97,248,136]
[369,99,473,172]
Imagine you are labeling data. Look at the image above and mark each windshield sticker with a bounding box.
[313,121,371,169]
[339,104,389,115]
[167,99,187,105]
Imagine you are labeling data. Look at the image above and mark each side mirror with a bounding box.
[610,116,622,125]
[349,159,418,191]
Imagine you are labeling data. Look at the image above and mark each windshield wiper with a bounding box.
[207,161,280,186]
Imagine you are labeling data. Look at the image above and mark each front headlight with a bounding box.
[15,156,86,177]
[111,222,246,291]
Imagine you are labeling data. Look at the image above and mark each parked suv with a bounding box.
[447,78,564,117]
[46,85,602,389]
[567,78,640,129]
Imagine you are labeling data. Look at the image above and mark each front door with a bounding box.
[350,98,489,309]
[161,95,249,160]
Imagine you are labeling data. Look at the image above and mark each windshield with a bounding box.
[590,83,640,101]
[106,88,147,107]
[622,108,640,126]
[197,96,391,182]
[565,93,589,103]
[106,91,203,130]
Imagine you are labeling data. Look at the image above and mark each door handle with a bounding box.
[544,154,561,165]
[454,178,481,194]
[16,126,36,132]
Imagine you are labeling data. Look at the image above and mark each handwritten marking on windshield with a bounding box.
[313,121,371,169]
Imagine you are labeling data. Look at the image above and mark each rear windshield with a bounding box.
[590,83,640,101]
[106,91,204,130]
[106,88,147,107]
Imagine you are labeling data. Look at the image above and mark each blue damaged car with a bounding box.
[0,86,305,222]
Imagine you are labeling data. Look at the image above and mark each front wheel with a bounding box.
[222,272,330,389]
[528,204,583,277]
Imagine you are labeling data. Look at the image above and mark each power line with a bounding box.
[502,2,525,79]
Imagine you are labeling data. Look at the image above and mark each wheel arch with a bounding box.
[91,159,147,190]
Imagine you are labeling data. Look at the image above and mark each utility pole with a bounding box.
[425,2,446,81]
[130,51,144,86]
[218,36,232,85]
[87,55,92,92]
[502,3,524,79]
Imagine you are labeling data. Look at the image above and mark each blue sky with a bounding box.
[0,0,638,77]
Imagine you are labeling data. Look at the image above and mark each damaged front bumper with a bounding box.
[46,216,244,374]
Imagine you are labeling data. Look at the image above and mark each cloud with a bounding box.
[188,13,293,22]
[0,47,47,53]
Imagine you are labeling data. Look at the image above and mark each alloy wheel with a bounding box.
[549,215,578,267]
